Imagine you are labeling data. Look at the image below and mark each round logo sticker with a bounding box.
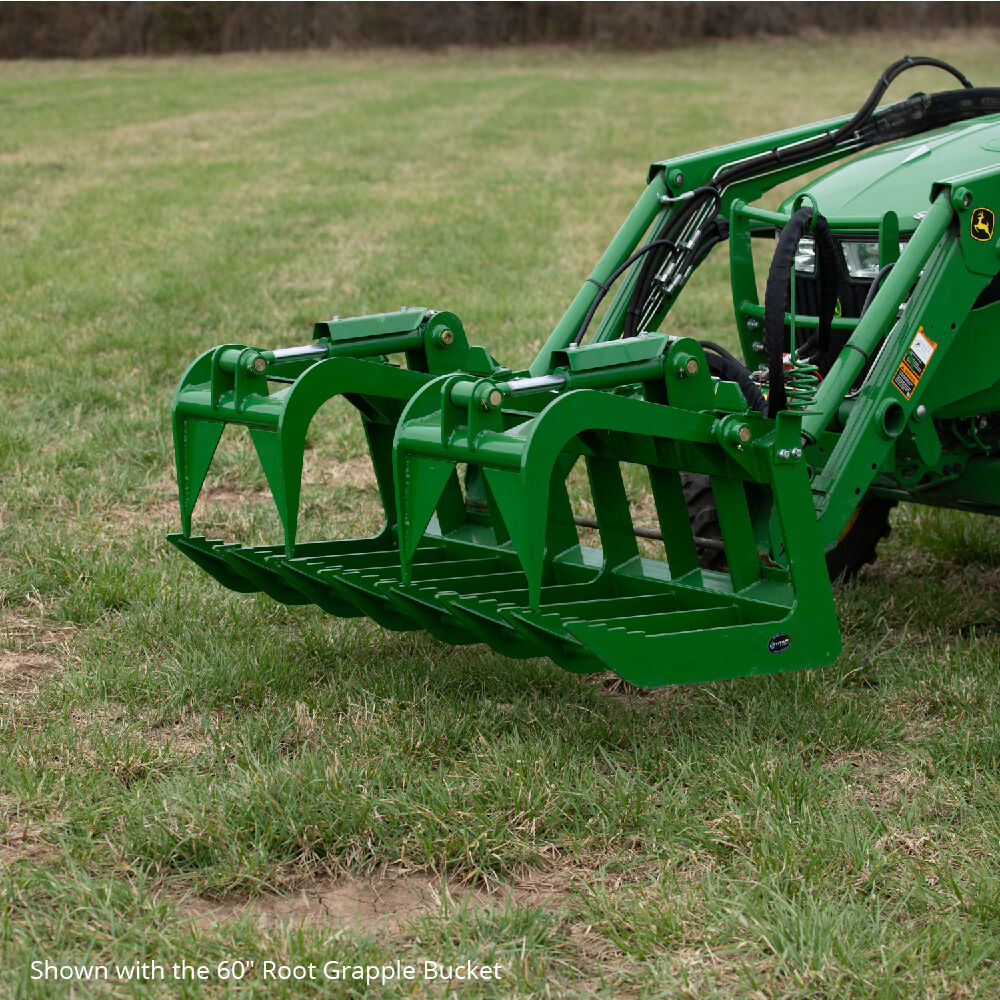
[768,633,790,653]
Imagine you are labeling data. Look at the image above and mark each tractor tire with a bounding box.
[683,472,726,571]
[682,472,894,580]
[823,497,895,580]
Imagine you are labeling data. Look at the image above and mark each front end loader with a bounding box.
[169,56,1000,687]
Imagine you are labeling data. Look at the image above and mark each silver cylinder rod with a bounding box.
[504,374,567,395]
[270,344,330,361]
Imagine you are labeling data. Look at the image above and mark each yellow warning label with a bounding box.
[893,327,936,400]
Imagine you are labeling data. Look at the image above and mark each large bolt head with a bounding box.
[685,358,699,376]
[250,356,267,374]
[737,425,751,443]
[488,389,503,409]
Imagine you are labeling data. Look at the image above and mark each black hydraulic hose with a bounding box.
[860,263,895,317]
[703,350,767,414]
[611,56,974,346]
[699,340,741,365]
[621,187,722,339]
[762,206,838,417]
[712,55,972,193]
[571,221,724,347]
[571,238,678,347]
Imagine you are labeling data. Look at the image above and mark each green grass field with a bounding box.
[4,33,1000,999]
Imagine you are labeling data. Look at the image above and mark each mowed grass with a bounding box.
[3,33,1000,999]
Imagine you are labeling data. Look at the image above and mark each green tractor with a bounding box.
[169,56,1000,688]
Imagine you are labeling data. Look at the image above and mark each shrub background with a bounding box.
[3,1,1000,59]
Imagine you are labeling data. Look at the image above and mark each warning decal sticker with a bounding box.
[893,366,916,398]
[893,327,936,400]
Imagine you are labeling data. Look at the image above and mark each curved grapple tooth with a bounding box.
[433,594,533,658]
[174,418,225,538]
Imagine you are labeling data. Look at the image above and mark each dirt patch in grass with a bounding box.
[0,797,57,866]
[822,749,928,809]
[0,650,61,699]
[879,828,942,864]
[0,609,72,699]
[0,817,56,865]
[180,869,572,935]
[589,671,689,709]
[144,713,214,756]
[68,702,214,760]
[1,609,76,648]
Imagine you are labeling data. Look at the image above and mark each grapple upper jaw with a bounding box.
[171,308,486,557]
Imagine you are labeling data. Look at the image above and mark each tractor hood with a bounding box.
[782,114,1000,231]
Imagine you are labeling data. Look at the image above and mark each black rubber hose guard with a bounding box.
[763,206,838,417]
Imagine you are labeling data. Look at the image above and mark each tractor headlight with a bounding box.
[794,237,816,275]
[841,239,882,279]
[841,237,910,279]
[794,235,911,280]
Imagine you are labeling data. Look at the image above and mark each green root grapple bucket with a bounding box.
[170,56,1000,688]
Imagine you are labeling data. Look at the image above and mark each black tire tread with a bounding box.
[824,497,895,580]
[682,472,725,570]
[681,474,894,580]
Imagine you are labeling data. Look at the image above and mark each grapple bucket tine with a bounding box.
[220,547,313,606]
[247,427,297,554]
[437,595,541,658]
[394,455,458,583]
[274,559,371,618]
[173,416,225,537]
[505,609,603,674]
[311,567,419,631]
[480,466,547,606]
[384,587,483,646]
[166,535,261,594]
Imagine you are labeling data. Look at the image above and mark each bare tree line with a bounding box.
[2,2,999,58]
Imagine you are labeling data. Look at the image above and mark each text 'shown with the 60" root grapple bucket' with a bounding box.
[170,57,1000,687]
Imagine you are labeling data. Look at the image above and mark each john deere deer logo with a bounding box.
[972,208,995,242]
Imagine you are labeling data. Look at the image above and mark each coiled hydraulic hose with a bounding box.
[762,205,838,416]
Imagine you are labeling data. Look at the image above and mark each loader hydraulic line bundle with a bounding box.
[170,56,1000,688]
